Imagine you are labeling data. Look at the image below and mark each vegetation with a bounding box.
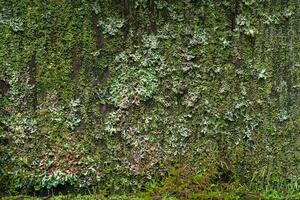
[0,0,299,199]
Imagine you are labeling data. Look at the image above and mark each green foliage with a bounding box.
[34,171,77,191]
[98,17,125,36]
[108,67,158,108]
[1,0,300,199]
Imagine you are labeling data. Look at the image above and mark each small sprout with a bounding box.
[278,110,289,122]
[245,28,258,37]
[258,69,268,80]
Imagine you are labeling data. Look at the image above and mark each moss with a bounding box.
[0,0,300,198]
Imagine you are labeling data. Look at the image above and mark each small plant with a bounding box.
[235,15,258,37]
[189,28,208,46]
[98,17,124,36]
[108,67,158,108]
[35,170,77,190]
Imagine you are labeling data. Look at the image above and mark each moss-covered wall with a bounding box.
[0,0,300,197]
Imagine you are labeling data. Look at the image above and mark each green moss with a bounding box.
[108,67,158,108]
[0,0,300,198]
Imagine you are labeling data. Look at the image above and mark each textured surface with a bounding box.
[0,0,300,198]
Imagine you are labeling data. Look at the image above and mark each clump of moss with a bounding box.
[108,67,158,108]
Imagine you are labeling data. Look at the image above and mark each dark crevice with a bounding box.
[28,54,37,111]
[123,0,130,37]
[99,103,115,114]
[224,0,241,41]
[149,0,157,33]
[214,165,233,184]
[99,67,110,83]
[0,80,9,96]
[70,45,82,85]
[92,12,103,49]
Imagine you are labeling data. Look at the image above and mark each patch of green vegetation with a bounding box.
[1,0,300,199]
[108,67,158,108]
